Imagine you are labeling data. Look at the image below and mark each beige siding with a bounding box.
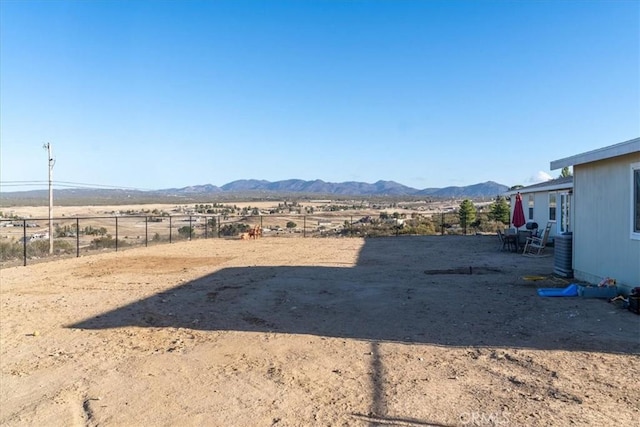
[573,152,640,292]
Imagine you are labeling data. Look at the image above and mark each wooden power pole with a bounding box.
[44,143,54,254]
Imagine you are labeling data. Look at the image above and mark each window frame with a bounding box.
[548,192,557,222]
[632,162,640,240]
[558,192,571,234]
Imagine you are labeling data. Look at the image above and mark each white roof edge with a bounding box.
[550,137,640,170]
[504,182,574,196]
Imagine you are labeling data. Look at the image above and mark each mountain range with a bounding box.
[172,179,509,197]
[0,179,509,205]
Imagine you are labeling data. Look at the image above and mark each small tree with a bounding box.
[458,199,477,235]
[488,195,510,224]
[286,221,297,229]
[559,166,572,178]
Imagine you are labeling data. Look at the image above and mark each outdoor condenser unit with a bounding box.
[553,232,573,278]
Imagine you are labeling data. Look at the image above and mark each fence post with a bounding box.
[441,212,444,236]
[115,217,119,252]
[145,216,148,247]
[350,216,353,237]
[217,216,220,237]
[303,215,306,238]
[189,216,193,240]
[23,219,27,266]
[204,216,208,239]
[169,216,172,243]
[76,217,80,257]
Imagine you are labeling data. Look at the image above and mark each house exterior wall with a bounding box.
[508,189,572,241]
[573,152,640,293]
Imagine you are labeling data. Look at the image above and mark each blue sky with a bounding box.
[1,0,638,192]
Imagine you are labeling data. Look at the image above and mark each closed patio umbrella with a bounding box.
[512,192,526,230]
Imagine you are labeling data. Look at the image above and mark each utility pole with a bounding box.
[43,143,54,254]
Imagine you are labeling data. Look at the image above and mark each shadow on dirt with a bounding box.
[67,235,638,426]
[69,236,638,355]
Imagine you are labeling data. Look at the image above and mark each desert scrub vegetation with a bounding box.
[91,235,128,249]
[0,240,22,261]
[29,240,74,257]
[84,226,108,236]
[177,226,195,239]
[219,223,251,236]
[0,239,74,261]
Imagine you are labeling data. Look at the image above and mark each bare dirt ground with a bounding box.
[1,235,638,426]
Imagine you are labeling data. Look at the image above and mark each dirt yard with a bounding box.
[1,235,638,426]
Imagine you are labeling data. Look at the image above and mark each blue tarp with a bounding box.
[537,283,579,297]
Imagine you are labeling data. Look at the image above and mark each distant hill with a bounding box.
[419,181,510,198]
[217,179,508,197]
[218,179,421,195]
[0,179,509,205]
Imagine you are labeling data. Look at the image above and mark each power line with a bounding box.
[53,181,153,191]
[0,182,49,187]
[0,180,48,184]
[0,180,155,191]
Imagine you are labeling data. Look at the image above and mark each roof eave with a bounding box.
[550,137,640,170]
[504,182,573,197]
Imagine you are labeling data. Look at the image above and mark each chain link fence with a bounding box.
[1,211,505,267]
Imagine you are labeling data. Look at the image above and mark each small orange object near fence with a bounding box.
[246,225,262,240]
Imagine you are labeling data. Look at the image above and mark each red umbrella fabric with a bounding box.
[512,192,526,229]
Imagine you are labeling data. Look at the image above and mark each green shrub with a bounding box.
[219,223,250,236]
[91,235,127,249]
[84,226,108,236]
[0,240,22,261]
[27,239,74,257]
[177,226,194,239]
[1,239,75,261]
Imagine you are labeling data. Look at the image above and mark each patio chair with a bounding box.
[497,229,506,251]
[498,228,516,251]
[522,222,552,256]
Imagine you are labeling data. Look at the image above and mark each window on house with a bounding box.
[633,162,640,239]
[528,195,534,220]
[549,193,557,221]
